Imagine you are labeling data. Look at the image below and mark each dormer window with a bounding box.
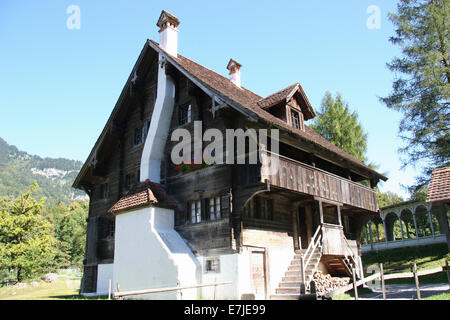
[256,83,316,130]
[291,109,300,129]
[290,108,304,130]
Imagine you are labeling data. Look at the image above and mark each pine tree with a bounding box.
[381,0,450,188]
[311,91,368,163]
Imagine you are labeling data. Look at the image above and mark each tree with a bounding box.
[381,0,450,190]
[46,200,88,267]
[376,190,405,208]
[311,91,368,163]
[0,183,56,281]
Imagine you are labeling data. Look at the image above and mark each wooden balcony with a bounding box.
[260,151,378,212]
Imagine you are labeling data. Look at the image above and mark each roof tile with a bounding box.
[427,167,450,203]
[109,179,176,214]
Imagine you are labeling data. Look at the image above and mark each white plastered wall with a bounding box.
[96,263,114,295]
[112,207,201,300]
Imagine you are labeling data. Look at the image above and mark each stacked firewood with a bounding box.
[311,271,350,295]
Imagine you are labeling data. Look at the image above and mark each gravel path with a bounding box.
[359,283,449,300]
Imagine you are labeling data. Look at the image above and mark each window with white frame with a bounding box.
[291,109,301,129]
[205,258,220,273]
[190,200,201,224]
[208,196,221,221]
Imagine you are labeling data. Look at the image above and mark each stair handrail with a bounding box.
[342,235,359,277]
[300,225,322,287]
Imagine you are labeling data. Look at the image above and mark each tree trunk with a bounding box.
[17,267,22,282]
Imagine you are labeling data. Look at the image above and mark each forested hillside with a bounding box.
[0,137,86,204]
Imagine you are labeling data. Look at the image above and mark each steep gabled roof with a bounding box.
[427,167,450,203]
[73,39,387,190]
[109,179,176,215]
[256,83,316,120]
[149,40,386,182]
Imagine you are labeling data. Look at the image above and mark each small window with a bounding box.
[189,200,201,224]
[208,196,221,221]
[291,109,301,129]
[100,183,109,200]
[125,173,135,191]
[133,127,143,146]
[205,258,220,273]
[107,218,115,239]
[179,104,192,126]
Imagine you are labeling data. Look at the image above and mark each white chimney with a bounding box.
[157,10,180,57]
[227,59,242,88]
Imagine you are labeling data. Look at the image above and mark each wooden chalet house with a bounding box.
[73,10,387,299]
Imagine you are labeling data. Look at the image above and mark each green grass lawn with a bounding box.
[332,287,374,300]
[0,269,107,300]
[424,292,450,300]
[0,280,80,300]
[362,243,450,284]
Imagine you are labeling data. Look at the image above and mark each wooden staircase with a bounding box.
[270,226,362,300]
[271,248,322,299]
[322,257,352,277]
[271,226,323,300]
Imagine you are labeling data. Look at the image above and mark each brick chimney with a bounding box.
[157,10,180,57]
[227,59,242,88]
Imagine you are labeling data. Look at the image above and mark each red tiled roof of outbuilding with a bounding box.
[427,167,450,203]
[109,179,176,214]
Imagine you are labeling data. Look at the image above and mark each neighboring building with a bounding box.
[361,200,449,253]
[361,167,450,253]
[73,10,387,299]
[427,167,450,251]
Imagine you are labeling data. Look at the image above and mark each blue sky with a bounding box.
[0,0,421,198]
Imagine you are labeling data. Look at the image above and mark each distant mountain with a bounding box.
[0,137,87,204]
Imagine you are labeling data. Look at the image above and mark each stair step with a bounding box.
[290,258,319,266]
[279,281,302,288]
[285,270,302,277]
[287,265,302,271]
[276,287,301,295]
[286,264,318,273]
[282,276,303,282]
[270,294,300,300]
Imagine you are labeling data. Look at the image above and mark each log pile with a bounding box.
[311,271,351,295]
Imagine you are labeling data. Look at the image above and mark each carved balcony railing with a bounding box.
[260,151,378,212]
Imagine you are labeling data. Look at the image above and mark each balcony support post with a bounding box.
[292,203,300,251]
[318,200,324,225]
